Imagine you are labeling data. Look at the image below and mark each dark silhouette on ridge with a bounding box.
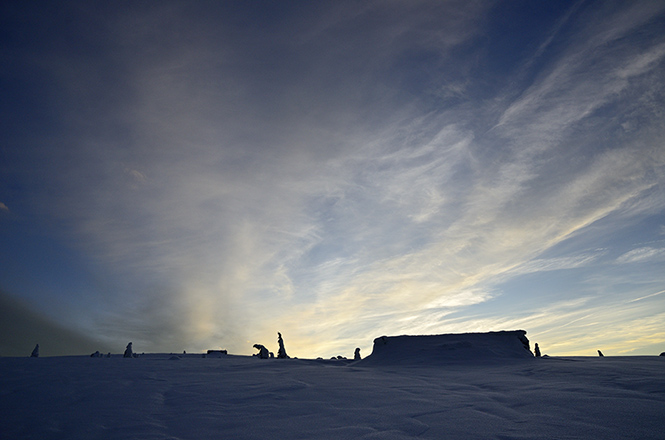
[277,332,289,359]
[123,342,133,358]
[253,344,269,359]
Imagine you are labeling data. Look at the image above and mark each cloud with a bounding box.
[495,2,665,138]
[422,293,665,356]
[2,1,665,356]
[628,289,665,303]
[507,253,603,276]
[15,2,497,353]
[616,247,665,264]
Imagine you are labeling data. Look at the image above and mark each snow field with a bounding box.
[1,354,664,439]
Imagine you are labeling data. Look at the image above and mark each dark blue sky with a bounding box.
[1,0,664,357]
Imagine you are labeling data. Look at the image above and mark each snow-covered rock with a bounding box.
[123,342,133,358]
[253,344,269,359]
[206,350,227,358]
[277,332,289,359]
[360,330,534,365]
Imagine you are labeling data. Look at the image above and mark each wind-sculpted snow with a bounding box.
[1,346,664,439]
[360,330,534,366]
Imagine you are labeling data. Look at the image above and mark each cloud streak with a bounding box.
[1,1,664,356]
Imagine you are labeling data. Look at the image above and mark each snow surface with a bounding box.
[1,332,664,439]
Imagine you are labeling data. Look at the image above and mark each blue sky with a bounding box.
[1,0,664,357]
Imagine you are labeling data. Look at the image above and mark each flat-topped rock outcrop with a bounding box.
[359,330,534,365]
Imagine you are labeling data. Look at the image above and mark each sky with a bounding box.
[1,0,664,358]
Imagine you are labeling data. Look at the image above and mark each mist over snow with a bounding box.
[1,1,665,358]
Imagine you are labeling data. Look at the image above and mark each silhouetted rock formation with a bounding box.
[30,344,39,358]
[598,350,604,357]
[361,330,534,365]
[90,351,101,358]
[253,344,269,359]
[123,342,134,358]
[206,350,227,358]
[354,348,361,360]
[534,343,541,357]
[277,332,289,359]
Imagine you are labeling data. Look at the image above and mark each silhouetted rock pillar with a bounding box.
[277,332,289,359]
[124,342,134,358]
[597,350,604,357]
[30,344,39,358]
[354,348,361,360]
[534,343,541,357]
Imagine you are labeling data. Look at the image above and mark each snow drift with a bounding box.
[1,335,664,439]
[360,330,533,365]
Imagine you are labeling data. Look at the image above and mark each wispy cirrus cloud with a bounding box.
[2,1,664,357]
[616,247,665,264]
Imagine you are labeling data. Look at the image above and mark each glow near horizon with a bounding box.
[1,1,664,357]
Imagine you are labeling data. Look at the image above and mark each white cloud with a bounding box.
[616,247,665,264]
[508,253,603,276]
[4,1,665,356]
[628,289,665,303]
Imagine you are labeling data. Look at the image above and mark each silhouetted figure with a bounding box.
[534,343,541,357]
[354,347,361,360]
[277,332,289,359]
[124,342,134,358]
[30,344,39,358]
[253,344,269,359]
[597,350,604,357]
[90,351,101,358]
